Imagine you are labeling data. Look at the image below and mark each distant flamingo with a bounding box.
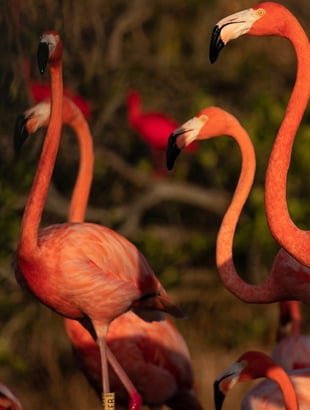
[272,301,310,372]
[14,31,183,410]
[65,313,203,410]
[166,106,310,304]
[127,89,196,177]
[213,350,309,409]
[14,96,201,410]
[209,2,310,269]
[0,383,22,410]
[23,59,92,119]
[14,96,93,223]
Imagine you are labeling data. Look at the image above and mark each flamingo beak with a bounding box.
[209,25,225,63]
[213,379,227,410]
[166,128,187,170]
[37,42,49,75]
[14,114,29,154]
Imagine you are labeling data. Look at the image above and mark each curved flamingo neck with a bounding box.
[265,12,310,266]
[19,62,63,256]
[215,119,279,302]
[242,353,299,410]
[67,106,94,223]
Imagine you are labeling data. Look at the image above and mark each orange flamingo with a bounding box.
[209,2,310,269]
[65,313,203,410]
[14,31,183,410]
[0,383,22,410]
[213,350,309,409]
[167,106,310,303]
[127,89,197,177]
[14,96,93,223]
[15,96,201,410]
[272,301,310,372]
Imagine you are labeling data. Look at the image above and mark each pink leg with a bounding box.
[106,346,142,410]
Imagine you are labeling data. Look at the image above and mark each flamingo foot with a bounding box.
[129,391,142,410]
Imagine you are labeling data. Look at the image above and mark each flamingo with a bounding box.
[14,96,93,223]
[127,89,197,177]
[23,59,92,119]
[166,106,310,304]
[209,2,310,269]
[14,97,202,410]
[0,383,22,410]
[213,350,310,409]
[14,31,183,410]
[64,313,203,410]
[272,301,310,372]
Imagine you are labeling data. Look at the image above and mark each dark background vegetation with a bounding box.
[1,0,310,408]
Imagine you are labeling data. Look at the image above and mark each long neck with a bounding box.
[264,363,299,410]
[67,109,94,223]
[216,124,280,302]
[19,62,63,255]
[265,16,310,267]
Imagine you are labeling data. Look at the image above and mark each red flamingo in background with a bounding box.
[0,383,22,410]
[213,350,310,409]
[15,96,201,410]
[127,89,197,177]
[272,301,310,372]
[167,106,310,304]
[209,2,310,268]
[14,31,183,410]
[23,59,92,119]
[65,313,203,410]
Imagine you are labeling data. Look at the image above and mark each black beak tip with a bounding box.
[213,381,226,410]
[166,133,181,171]
[209,25,225,64]
[37,42,49,75]
[14,115,29,154]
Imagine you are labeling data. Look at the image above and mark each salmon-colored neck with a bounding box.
[265,14,310,266]
[19,62,63,256]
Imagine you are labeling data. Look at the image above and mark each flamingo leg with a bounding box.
[106,346,142,410]
[97,335,114,410]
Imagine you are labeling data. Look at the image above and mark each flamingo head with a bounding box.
[209,4,269,63]
[166,106,238,170]
[14,101,50,153]
[37,31,63,74]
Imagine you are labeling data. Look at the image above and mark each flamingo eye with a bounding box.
[256,8,265,18]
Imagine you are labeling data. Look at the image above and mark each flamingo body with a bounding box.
[65,312,202,410]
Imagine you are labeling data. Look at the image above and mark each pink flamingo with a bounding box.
[23,59,92,119]
[272,301,310,372]
[167,107,310,303]
[15,96,201,410]
[14,96,93,222]
[127,89,197,177]
[209,2,310,268]
[65,313,203,410]
[0,383,22,410]
[166,106,310,303]
[214,350,310,409]
[14,31,183,410]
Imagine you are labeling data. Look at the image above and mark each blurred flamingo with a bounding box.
[272,301,310,372]
[65,313,203,410]
[127,89,197,177]
[14,31,183,410]
[213,350,310,409]
[15,95,201,410]
[0,383,22,410]
[167,106,310,304]
[209,2,310,269]
[23,59,91,119]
